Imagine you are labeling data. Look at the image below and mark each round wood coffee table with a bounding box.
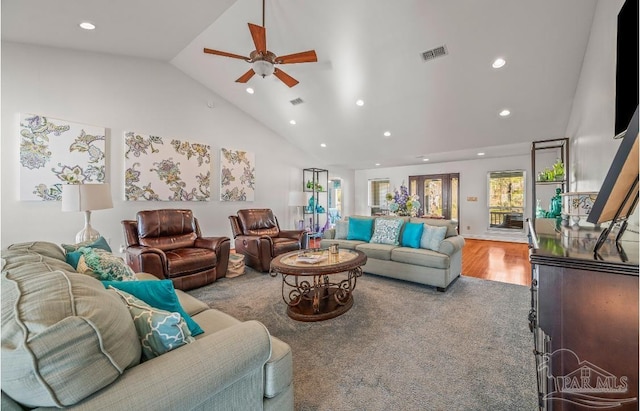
[270,249,367,322]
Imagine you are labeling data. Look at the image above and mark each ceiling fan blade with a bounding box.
[204,48,250,61]
[276,50,318,64]
[235,69,256,83]
[248,23,267,52]
[273,68,299,88]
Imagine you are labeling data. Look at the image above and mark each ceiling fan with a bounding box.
[203,0,317,88]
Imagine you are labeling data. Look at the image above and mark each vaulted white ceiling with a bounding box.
[2,0,599,169]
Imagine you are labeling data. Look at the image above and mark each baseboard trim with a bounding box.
[462,233,528,243]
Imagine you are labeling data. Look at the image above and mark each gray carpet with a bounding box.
[188,270,537,411]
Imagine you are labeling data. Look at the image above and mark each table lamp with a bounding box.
[62,183,113,242]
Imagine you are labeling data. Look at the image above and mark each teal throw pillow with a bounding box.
[109,287,195,360]
[62,236,112,253]
[76,247,138,281]
[65,250,84,269]
[420,224,448,251]
[370,218,404,245]
[334,220,349,240]
[401,222,424,248]
[347,218,374,242]
[102,280,203,336]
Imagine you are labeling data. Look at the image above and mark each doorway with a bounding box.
[409,173,459,227]
[327,178,342,226]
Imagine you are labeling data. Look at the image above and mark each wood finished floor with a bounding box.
[310,237,531,287]
[461,239,531,287]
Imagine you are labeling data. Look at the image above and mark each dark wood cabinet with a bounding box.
[528,220,639,410]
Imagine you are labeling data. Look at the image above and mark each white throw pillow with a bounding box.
[420,224,447,251]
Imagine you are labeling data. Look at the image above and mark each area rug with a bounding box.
[188,270,537,411]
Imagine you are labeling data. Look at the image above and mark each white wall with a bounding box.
[565,0,625,191]
[355,155,531,242]
[1,42,346,249]
[564,0,638,228]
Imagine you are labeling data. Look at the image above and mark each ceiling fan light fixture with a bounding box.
[253,60,274,78]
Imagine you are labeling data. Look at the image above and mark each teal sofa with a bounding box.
[1,241,293,411]
[321,216,465,291]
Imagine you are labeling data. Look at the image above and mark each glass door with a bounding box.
[424,177,443,217]
[409,173,460,229]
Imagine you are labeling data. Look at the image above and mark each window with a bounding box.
[368,179,390,213]
[488,170,525,230]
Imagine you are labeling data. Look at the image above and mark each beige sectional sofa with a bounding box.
[321,216,465,291]
[1,241,293,411]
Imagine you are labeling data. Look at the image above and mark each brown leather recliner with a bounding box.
[122,209,231,290]
[229,209,307,272]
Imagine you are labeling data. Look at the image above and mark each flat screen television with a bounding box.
[614,0,639,139]
[587,106,639,255]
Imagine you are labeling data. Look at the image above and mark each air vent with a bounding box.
[421,45,448,62]
[290,98,304,106]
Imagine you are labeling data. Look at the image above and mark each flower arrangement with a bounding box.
[386,182,421,217]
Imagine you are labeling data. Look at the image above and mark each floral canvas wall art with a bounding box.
[220,148,255,201]
[124,132,211,201]
[19,114,106,201]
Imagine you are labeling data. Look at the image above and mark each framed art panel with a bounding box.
[220,148,255,201]
[124,132,211,201]
[19,114,106,201]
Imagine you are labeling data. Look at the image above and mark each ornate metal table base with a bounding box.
[270,249,367,322]
[282,268,362,322]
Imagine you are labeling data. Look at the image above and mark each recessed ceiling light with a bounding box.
[383,131,391,137]
[492,58,506,69]
[375,163,381,166]
[356,99,364,106]
[246,87,254,94]
[79,22,96,30]
[477,152,485,156]
[320,143,327,148]
[499,109,511,117]
[423,158,429,162]
[289,120,296,125]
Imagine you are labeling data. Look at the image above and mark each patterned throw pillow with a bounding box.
[63,237,112,268]
[401,222,424,248]
[370,218,404,245]
[420,224,448,251]
[109,287,195,360]
[334,220,349,239]
[77,247,137,281]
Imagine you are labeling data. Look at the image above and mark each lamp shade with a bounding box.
[61,184,113,212]
[288,191,307,207]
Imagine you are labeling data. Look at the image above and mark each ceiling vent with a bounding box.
[421,45,448,62]
[290,97,304,106]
